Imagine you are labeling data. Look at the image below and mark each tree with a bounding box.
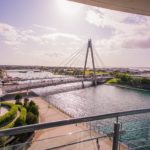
[15,117,26,127]
[26,112,38,124]
[29,100,36,107]
[24,98,29,108]
[141,78,150,84]
[29,105,39,116]
[15,94,22,104]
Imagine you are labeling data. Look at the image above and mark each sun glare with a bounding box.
[56,0,81,16]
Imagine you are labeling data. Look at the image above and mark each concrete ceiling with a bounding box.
[71,0,150,16]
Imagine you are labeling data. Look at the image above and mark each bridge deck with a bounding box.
[3,77,111,94]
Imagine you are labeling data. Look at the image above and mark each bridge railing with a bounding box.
[0,108,150,150]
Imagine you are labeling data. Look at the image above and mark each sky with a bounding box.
[0,0,150,68]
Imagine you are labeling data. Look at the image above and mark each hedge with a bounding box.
[14,107,27,127]
[29,105,39,116]
[2,120,15,129]
[1,102,14,108]
[26,112,38,124]
[0,103,18,127]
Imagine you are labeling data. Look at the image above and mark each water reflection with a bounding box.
[42,85,150,149]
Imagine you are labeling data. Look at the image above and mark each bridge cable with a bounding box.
[68,48,85,68]
[63,44,86,68]
[58,48,82,67]
[64,49,83,67]
[93,45,105,68]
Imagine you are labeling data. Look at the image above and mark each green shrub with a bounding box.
[29,105,39,116]
[29,100,36,107]
[0,103,18,127]
[17,104,22,110]
[1,102,14,108]
[24,98,29,108]
[141,78,150,84]
[107,78,119,84]
[0,136,7,146]
[16,101,23,106]
[26,100,35,111]
[15,107,27,127]
[15,94,22,104]
[2,120,15,129]
[26,112,38,124]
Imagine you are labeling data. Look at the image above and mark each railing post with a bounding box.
[112,118,120,150]
[96,138,100,150]
[89,122,92,136]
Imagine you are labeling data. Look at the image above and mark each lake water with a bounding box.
[42,85,150,150]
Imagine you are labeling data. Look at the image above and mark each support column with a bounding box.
[82,40,89,88]
[83,39,97,87]
[89,39,97,86]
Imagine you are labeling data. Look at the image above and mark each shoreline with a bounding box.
[42,98,73,118]
[105,83,150,92]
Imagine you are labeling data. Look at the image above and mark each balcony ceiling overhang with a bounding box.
[70,0,150,16]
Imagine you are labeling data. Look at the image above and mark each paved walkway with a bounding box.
[0,107,8,116]
[28,97,128,150]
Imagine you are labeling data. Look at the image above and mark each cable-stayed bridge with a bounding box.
[2,39,112,94]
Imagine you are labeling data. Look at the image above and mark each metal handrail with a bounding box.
[0,129,94,149]
[0,108,150,137]
[46,135,107,150]
[0,134,107,150]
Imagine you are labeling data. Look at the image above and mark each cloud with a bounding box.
[122,37,150,49]
[33,24,57,32]
[86,7,150,50]
[0,22,82,48]
[0,23,20,46]
[18,31,82,48]
[0,23,18,39]
[85,9,104,27]
[42,33,82,41]
[122,13,150,26]
[85,7,129,29]
[0,22,85,66]
[95,30,150,51]
[45,52,64,58]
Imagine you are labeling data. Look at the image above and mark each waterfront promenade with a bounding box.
[4,96,128,149]
[27,97,127,150]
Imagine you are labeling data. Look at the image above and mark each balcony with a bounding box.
[0,108,150,150]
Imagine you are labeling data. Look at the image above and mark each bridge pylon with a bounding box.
[82,39,97,87]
